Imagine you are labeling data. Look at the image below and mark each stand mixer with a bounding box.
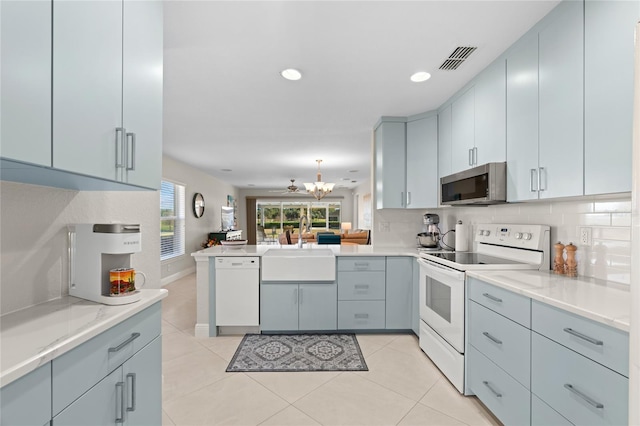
[417,213,441,250]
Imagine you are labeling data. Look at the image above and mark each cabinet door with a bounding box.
[260,283,298,331]
[474,60,506,166]
[451,87,475,174]
[298,283,337,331]
[438,105,452,179]
[584,0,639,195]
[0,0,51,166]
[506,32,539,202]
[122,0,163,189]
[538,0,584,199]
[385,257,413,329]
[53,366,123,426]
[406,116,438,208]
[374,121,406,209]
[53,0,123,181]
[123,337,162,426]
[0,363,51,426]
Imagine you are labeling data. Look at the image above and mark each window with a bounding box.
[256,200,342,242]
[160,180,185,260]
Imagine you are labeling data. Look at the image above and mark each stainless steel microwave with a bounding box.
[440,162,507,205]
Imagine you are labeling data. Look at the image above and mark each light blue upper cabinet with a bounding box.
[584,0,639,195]
[121,0,163,190]
[474,60,506,167]
[451,87,475,174]
[437,105,452,179]
[374,120,406,209]
[52,0,162,189]
[406,115,438,208]
[0,0,52,167]
[53,0,124,182]
[538,0,584,200]
[506,32,539,202]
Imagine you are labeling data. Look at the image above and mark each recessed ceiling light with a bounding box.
[348,170,359,173]
[221,169,232,172]
[281,68,302,81]
[410,71,431,83]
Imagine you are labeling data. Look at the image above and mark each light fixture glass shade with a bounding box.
[341,222,352,233]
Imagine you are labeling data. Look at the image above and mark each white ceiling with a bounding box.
[163,0,559,191]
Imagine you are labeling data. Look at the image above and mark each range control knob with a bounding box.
[515,232,523,239]
[484,230,490,236]
[523,233,532,240]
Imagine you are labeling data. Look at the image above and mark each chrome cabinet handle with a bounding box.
[482,293,503,303]
[469,148,473,166]
[293,288,298,305]
[483,381,502,398]
[473,147,478,165]
[407,191,411,206]
[354,284,369,290]
[354,313,369,319]
[115,381,125,423]
[115,127,125,168]
[539,167,546,191]
[126,373,136,412]
[126,132,136,171]
[530,168,538,192]
[483,331,503,345]
[109,333,141,353]
[563,328,603,346]
[564,383,604,409]
[354,262,370,270]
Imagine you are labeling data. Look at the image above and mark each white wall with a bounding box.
[161,155,238,282]
[373,196,633,285]
[0,181,160,315]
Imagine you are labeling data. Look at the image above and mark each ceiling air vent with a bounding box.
[439,46,478,71]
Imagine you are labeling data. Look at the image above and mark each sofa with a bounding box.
[278,230,370,245]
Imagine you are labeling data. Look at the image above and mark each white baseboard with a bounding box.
[194,323,209,338]
[161,267,196,287]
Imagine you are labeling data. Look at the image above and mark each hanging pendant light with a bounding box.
[304,159,335,200]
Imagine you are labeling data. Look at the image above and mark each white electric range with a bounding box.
[417,223,550,393]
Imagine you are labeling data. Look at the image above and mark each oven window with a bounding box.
[425,276,451,323]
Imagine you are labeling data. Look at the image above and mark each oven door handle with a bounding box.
[417,258,465,281]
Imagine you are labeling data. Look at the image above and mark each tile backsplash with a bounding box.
[373,196,632,285]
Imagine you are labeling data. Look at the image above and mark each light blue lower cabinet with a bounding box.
[0,363,51,426]
[53,337,162,426]
[531,332,628,426]
[338,300,385,329]
[260,282,337,331]
[532,394,573,426]
[467,345,531,426]
[385,257,413,329]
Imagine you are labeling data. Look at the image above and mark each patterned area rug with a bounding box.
[226,333,368,372]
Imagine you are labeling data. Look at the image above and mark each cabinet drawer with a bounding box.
[338,301,385,329]
[338,271,385,300]
[0,363,51,426]
[467,345,531,426]
[531,332,628,426]
[467,277,531,327]
[532,300,629,376]
[532,394,572,426]
[338,257,385,272]
[52,303,161,415]
[468,301,531,388]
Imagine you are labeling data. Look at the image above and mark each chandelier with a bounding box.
[304,159,335,200]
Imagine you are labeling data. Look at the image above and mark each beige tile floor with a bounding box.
[161,274,500,426]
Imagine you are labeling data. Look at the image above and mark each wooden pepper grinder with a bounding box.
[553,242,565,274]
[565,243,578,277]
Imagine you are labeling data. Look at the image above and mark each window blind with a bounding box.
[160,180,186,261]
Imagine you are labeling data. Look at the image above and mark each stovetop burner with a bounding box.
[422,251,524,265]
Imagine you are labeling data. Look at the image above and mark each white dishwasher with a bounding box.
[215,257,259,326]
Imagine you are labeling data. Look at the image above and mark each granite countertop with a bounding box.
[0,289,168,387]
[466,270,630,332]
[192,244,421,258]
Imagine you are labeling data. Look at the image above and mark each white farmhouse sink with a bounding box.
[261,248,336,281]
